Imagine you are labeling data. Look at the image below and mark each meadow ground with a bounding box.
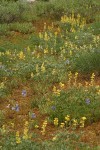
[0,0,100,149]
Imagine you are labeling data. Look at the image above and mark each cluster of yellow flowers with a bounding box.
[34,124,39,129]
[65,115,70,125]
[74,72,78,86]
[60,122,65,128]
[59,82,64,89]
[52,82,65,96]
[44,32,49,41]
[1,125,6,134]
[23,121,29,140]
[61,13,86,31]
[52,86,61,96]
[68,71,72,86]
[41,62,46,73]
[41,120,47,135]
[52,135,57,141]
[72,119,78,127]
[72,117,87,128]
[80,117,87,128]
[53,116,87,128]
[52,69,56,75]
[54,118,59,126]
[90,73,95,86]
[15,121,32,144]
[10,122,14,129]
[19,51,25,60]
[31,72,34,78]
[44,47,49,54]
[35,62,46,75]
[68,71,79,86]
[16,131,21,144]
[0,82,5,89]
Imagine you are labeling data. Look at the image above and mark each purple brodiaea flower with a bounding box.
[22,90,27,97]
[15,104,20,112]
[0,65,5,69]
[65,59,70,65]
[51,106,56,111]
[85,98,90,105]
[12,104,19,112]
[31,113,36,119]
[29,112,36,119]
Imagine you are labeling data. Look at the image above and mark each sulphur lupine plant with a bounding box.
[41,120,48,135]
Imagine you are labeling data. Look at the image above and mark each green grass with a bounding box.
[1,130,99,150]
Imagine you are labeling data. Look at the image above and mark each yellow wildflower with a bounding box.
[27,46,30,53]
[52,69,56,75]
[65,115,70,121]
[19,51,25,60]
[81,117,87,121]
[54,118,59,126]
[41,63,46,73]
[31,72,34,78]
[68,71,72,86]
[0,82,5,89]
[39,32,43,39]
[44,48,48,54]
[97,89,100,95]
[56,89,61,96]
[53,86,57,93]
[73,119,78,127]
[6,50,10,56]
[60,123,65,128]
[41,120,47,135]
[55,32,58,36]
[59,82,64,88]
[2,125,6,134]
[41,129,45,135]
[23,121,29,140]
[74,72,78,86]
[36,64,39,73]
[80,120,85,128]
[11,123,14,128]
[44,32,49,41]
[90,73,95,86]
[80,117,86,128]
[52,136,57,141]
[16,131,21,144]
[35,125,39,129]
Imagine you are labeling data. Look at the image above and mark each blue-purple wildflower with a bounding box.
[85,98,90,105]
[22,90,27,97]
[31,113,36,119]
[51,106,56,111]
[65,59,70,65]
[12,104,19,112]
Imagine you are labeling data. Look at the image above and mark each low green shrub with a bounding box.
[0,110,5,125]
[0,1,21,23]
[0,24,10,36]
[9,22,35,34]
[89,22,100,35]
[71,50,100,75]
[0,0,99,24]
[1,130,96,150]
[40,85,100,124]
